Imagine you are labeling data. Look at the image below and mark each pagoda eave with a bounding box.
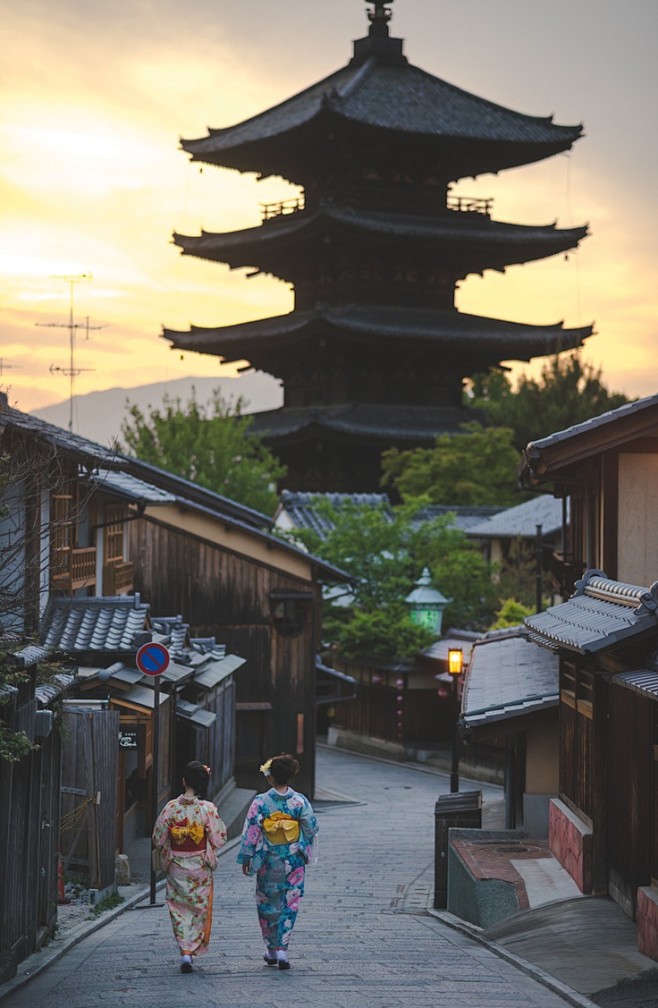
[163,308,592,367]
[181,56,583,183]
[172,213,588,276]
[249,403,476,444]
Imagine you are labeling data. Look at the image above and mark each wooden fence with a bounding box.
[60,707,119,896]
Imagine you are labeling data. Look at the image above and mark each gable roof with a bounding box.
[520,394,657,487]
[525,569,658,655]
[0,395,350,584]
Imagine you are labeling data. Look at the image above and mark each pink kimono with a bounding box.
[152,794,227,957]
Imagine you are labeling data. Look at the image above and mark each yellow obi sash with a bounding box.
[262,811,300,845]
[170,821,205,846]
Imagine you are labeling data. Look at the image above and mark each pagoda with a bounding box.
[164,0,592,492]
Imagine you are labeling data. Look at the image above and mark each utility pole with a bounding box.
[37,274,105,431]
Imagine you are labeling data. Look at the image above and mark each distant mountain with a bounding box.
[32,372,283,448]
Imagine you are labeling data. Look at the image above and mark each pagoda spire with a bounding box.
[367,1,394,37]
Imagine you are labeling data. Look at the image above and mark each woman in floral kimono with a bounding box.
[152,761,227,973]
[237,753,319,970]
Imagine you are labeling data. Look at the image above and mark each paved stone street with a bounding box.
[3,747,585,1008]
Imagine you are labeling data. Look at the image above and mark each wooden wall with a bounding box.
[129,518,320,797]
[607,683,654,917]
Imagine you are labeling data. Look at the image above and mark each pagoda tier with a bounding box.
[165,3,592,492]
[181,36,582,187]
[164,308,592,406]
[173,205,587,289]
[247,403,479,493]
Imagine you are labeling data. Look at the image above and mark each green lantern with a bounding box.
[405,568,450,636]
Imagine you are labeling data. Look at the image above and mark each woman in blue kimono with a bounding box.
[237,753,319,970]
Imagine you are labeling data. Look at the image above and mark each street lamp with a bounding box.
[447,647,463,793]
[405,568,450,637]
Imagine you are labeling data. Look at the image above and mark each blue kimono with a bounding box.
[237,787,319,950]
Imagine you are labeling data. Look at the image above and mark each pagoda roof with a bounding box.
[181,47,583,180]
[248,402,473,443]
[163,306,592,365]
[173,204,588,274]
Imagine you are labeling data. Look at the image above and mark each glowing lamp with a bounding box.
[447,648,463,676]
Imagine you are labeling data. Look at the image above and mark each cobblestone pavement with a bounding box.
[2,747,593,1008]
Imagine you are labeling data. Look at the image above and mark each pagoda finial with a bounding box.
[367,1,394,37]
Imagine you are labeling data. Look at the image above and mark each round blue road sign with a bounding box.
[136,641,170,676]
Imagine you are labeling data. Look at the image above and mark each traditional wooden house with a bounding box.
[0,393,348,976]
[520,393,658,959]
[163,1,592,492]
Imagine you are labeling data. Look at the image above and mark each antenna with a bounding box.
[37,274,107,431]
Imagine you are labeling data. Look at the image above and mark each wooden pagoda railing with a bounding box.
[447,195,493,215]
[260,195,305,221]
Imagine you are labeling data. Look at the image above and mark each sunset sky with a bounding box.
[2,0,656,422]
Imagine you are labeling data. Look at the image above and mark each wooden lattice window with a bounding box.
[104,504,125,562]
[51,493,74,576]
[560,661,594,819]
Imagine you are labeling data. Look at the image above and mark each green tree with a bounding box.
[381,422,522,506]
[121,390,286,515]
[284,498,498,659]
[469,352,630,451]
[489,598,535,630]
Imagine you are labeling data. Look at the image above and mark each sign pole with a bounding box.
[134,641,170,909]
[149,674,160,905]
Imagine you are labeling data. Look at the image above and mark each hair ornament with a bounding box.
[259,758,273,776]
[203,764,211,774]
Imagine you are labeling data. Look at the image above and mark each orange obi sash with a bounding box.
[262,811,300,845]
[170,820,205,851]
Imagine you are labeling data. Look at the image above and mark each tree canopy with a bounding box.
[469,352,630,452]
[381,422,522,506]
[121,390,286,515]
[283,498,498,660]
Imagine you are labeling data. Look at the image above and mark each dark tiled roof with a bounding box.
[173,205,587,271]
[525,570,658,654]
[41,595,151,652]
[613,669,658,702]
[92,469,176,504]
[466,494,567,539]
[462,628,558,729]
[275,489,392,538]
[41,598,246,702]
[164,306,591,365]
[413,505,503,533]
[250,403,473,442]
[182,56,582,174]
